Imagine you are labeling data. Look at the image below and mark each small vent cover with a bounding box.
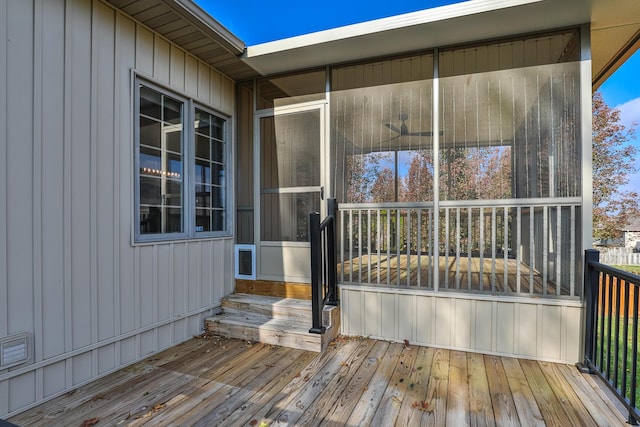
[0,333,30,369]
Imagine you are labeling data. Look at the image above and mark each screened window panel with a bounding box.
[439,62,580,200]
[331,80,434,203]
[260,192,320,242]
[260,111,321,190]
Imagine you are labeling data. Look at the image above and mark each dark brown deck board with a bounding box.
[9,336,627,426]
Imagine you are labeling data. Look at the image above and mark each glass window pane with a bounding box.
[165,127,182,153]
[212,186,224,208]
[193,108,226,234]
[165,207,182,233]
[196,208,210,232]
[212,141,224,162]
[196,135,210,160]
[195,183,211,208]
[195,110,210,136]
[137,83,185,238]
[211,117,224,140]
[212,209,225,232]
[195,160,211,184]
[164,97,182,124]
[140,86,161,119]
[165,180,182,207]
[140,117,161,148]
[140,177,161,205]
[212,163,224,186]
[140,146,161,172]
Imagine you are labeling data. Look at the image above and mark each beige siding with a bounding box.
[0,0,235,417]
[340,285,583,364]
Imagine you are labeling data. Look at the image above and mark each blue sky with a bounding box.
[196,0,640,192]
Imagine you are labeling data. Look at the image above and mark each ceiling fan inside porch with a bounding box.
[384,112,439,137]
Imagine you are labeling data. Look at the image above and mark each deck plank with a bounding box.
[537,361,599,427]
[467,352,496,427]
[8,337,628,427]
[501,357,546,427]
[423,348,450,427]
[295,339,377,426]
[316,340,390,427]
[445,350,471,426]
[395,346,436,427]
[518,359,575,427]
[483,355,521,427]
[370,344,420,426]
[344,342,405,426]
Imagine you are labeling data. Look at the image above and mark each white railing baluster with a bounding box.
[480,207,485,291]
[428,208,433,289]
[503,207,508,292]
[556,205,561,296]
[543,205,548,295]
[456,207,461,289]
[445,207,450,289]
[340,209,345,283]
[367,209,372,285]
[417,209,422,288]
[407,209,411,287]
[491,206,497,292]
[570,205,576,296]
[396,208,401,287]
[349,209,353,283]
[467,208,472,291]
[516,206,521,294]
[529,205,535,294]
[377,209,381,286]
[387,209,391,286]
[358,210,363,284]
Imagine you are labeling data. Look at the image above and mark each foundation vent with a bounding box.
[0,333,30,369]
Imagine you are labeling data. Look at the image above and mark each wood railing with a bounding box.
[309,198,339,334]
[338,198,581,296]
[580,249,640,424]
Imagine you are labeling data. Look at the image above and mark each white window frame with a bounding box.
[134,76,231,243]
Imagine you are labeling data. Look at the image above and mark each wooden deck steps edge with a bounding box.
[206,294,341,353]
[221,293,316,323]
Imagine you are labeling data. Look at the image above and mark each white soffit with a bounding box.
[242,0,594,76]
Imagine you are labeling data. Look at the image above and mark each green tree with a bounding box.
[592,91,639,241]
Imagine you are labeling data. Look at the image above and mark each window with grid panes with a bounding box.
[135,79,229,242]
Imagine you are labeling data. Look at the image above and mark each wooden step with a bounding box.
[205,312,322,352]
[235,279,312,299]
[206,293,341,352]
[222,293,314,323]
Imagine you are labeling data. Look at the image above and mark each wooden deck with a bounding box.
[339,254,570,296]
[9,336,628,426]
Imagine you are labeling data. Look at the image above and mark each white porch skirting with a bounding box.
[339,284,583,364]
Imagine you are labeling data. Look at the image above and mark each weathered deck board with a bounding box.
[9,336,628,426]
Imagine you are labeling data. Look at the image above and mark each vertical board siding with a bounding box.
[0,0,235,417]
[340,285,583,364]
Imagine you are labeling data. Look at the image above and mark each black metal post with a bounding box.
[309,211,326,334]
[577,249,599,373]
[326,199,338,306]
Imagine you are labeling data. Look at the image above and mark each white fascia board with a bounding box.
[246,0,543,57]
